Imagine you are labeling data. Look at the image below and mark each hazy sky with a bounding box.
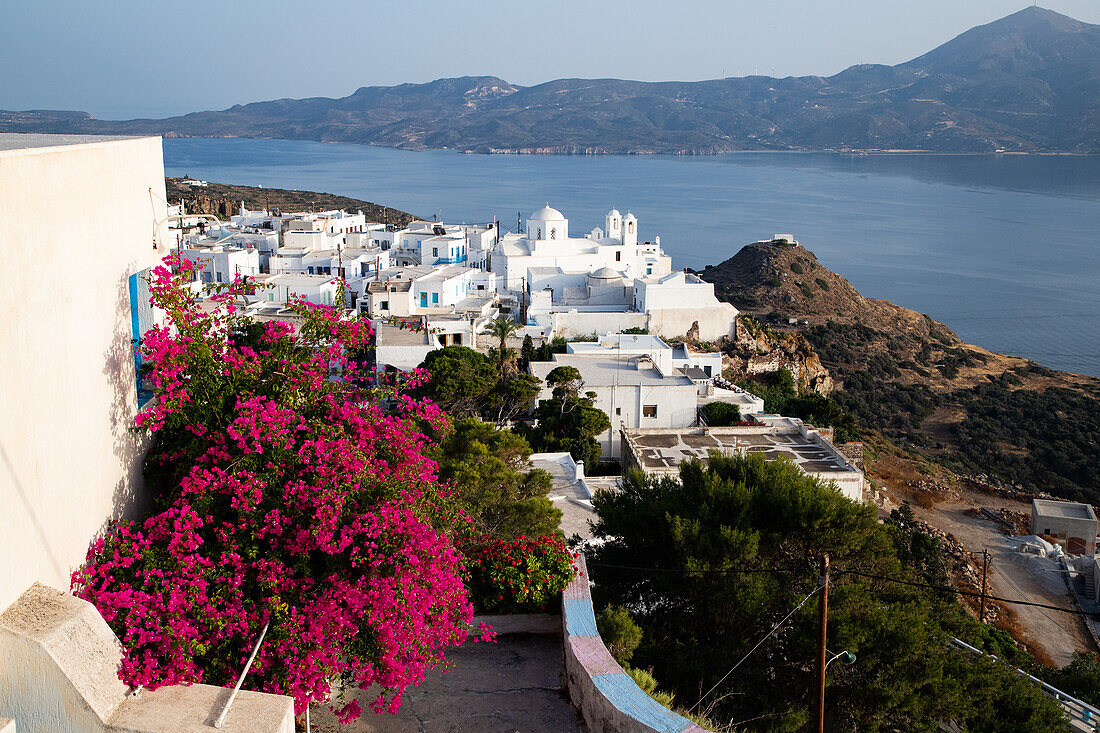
[4,1,1099,119]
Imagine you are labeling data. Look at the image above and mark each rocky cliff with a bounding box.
[723,318,834,395]
[699,237,1100,503]
[165,178,416,226]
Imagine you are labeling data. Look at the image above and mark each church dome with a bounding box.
[607,208,621,218]
[589,266,624,281]
[623,211,637,221]
[530,204,565,221]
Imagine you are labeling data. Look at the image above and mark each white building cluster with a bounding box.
[529,333,765,459]
[494,206,737,341]
[175,202,738,372]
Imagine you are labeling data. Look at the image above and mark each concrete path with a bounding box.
[308,631,584,733]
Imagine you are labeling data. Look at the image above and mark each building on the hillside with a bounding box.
[491,206,736,341]
[1032,500,1097,555]
[362,265,502,372]
[528,334,764,459]
[492,206,671,291]
[257,273,344,306]
[0,133,292,731]
[390,221,496,267]
[360,265,499,318]
[529,353,696,460]
[180,243,261,283]
[620,415,865,503]
[631,271,739,341]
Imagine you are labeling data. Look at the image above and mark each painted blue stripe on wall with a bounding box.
[564,598,599,637]
[592,673,696,733]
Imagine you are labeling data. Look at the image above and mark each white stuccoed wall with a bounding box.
[0,584,294,733]
[0,134,166,612]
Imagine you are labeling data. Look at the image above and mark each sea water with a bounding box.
[164,138,1100,377]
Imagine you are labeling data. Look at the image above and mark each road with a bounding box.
[910,491,1094,667]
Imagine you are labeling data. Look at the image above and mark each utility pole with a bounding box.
[980,550,990,622]
[815,554,830,733]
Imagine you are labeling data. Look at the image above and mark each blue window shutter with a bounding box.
[128,269,154,406]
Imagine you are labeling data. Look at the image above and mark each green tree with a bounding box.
[434,418,560,545]
[520,334,536,369]
[520,366,611,468]
[414,346,497,417]
[1042,652,1100,707]
[738,368,860,442]
[589,453,1064,731]
[698,401,740,426]
[486,373,541,425]
[483,316,521,380]
[596,605,643,666]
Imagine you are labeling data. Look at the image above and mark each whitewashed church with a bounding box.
[490,205,737,342]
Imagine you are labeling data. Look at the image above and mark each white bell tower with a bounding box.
[605,209,622,242]
[622,212,638,247]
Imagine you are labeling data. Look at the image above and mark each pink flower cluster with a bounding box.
[73,256,490,718]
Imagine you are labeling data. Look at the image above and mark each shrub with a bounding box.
[699,401,741,426]
[466,534,577,613]
[597,605,643,665]
[790,262,804,275]
[72,255,481,721]
[815,277,830,291]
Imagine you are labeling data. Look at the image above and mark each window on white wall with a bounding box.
[643,404,657,418]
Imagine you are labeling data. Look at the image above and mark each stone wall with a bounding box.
[562,556,705,733]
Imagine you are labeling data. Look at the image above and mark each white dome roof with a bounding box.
[607,208,621,218]
[623,211,637,221]
[589,266,624,280]
[530,204,565,221]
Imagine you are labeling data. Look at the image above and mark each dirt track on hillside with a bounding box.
[909,490,1094,666]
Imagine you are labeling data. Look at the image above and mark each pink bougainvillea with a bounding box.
[72,256,487,717]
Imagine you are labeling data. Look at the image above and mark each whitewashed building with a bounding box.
[490,206,736,341]
[621,416,866,504]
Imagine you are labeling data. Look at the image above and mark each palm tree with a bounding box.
[483,316,521,380]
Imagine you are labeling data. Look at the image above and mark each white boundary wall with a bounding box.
[0,135,166,611]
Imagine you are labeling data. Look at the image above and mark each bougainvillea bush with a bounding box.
[72,256,486,720]
[465,534,577,614]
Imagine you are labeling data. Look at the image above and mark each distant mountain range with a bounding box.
[5,7,1100,154]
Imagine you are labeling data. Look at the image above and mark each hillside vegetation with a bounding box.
[6,8,1100,153]
[698,238,1100,502]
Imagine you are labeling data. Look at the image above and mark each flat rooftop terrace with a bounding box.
[626,426,856,475]
[374,323,432,346]
[0,132,144,151]
[1034,499,1097,521]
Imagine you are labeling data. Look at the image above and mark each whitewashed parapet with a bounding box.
[562,556,705,733]
[0,584,293,733]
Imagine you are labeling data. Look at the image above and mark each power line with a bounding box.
[688,584,823,715]
[586,558,1092,616]
[587,560,805,575]
[834,568,1089,616]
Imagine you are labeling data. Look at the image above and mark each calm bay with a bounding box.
[164,138,1100,377]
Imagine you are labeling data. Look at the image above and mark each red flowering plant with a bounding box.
[72,255,487,721]
[465,534,578,614]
